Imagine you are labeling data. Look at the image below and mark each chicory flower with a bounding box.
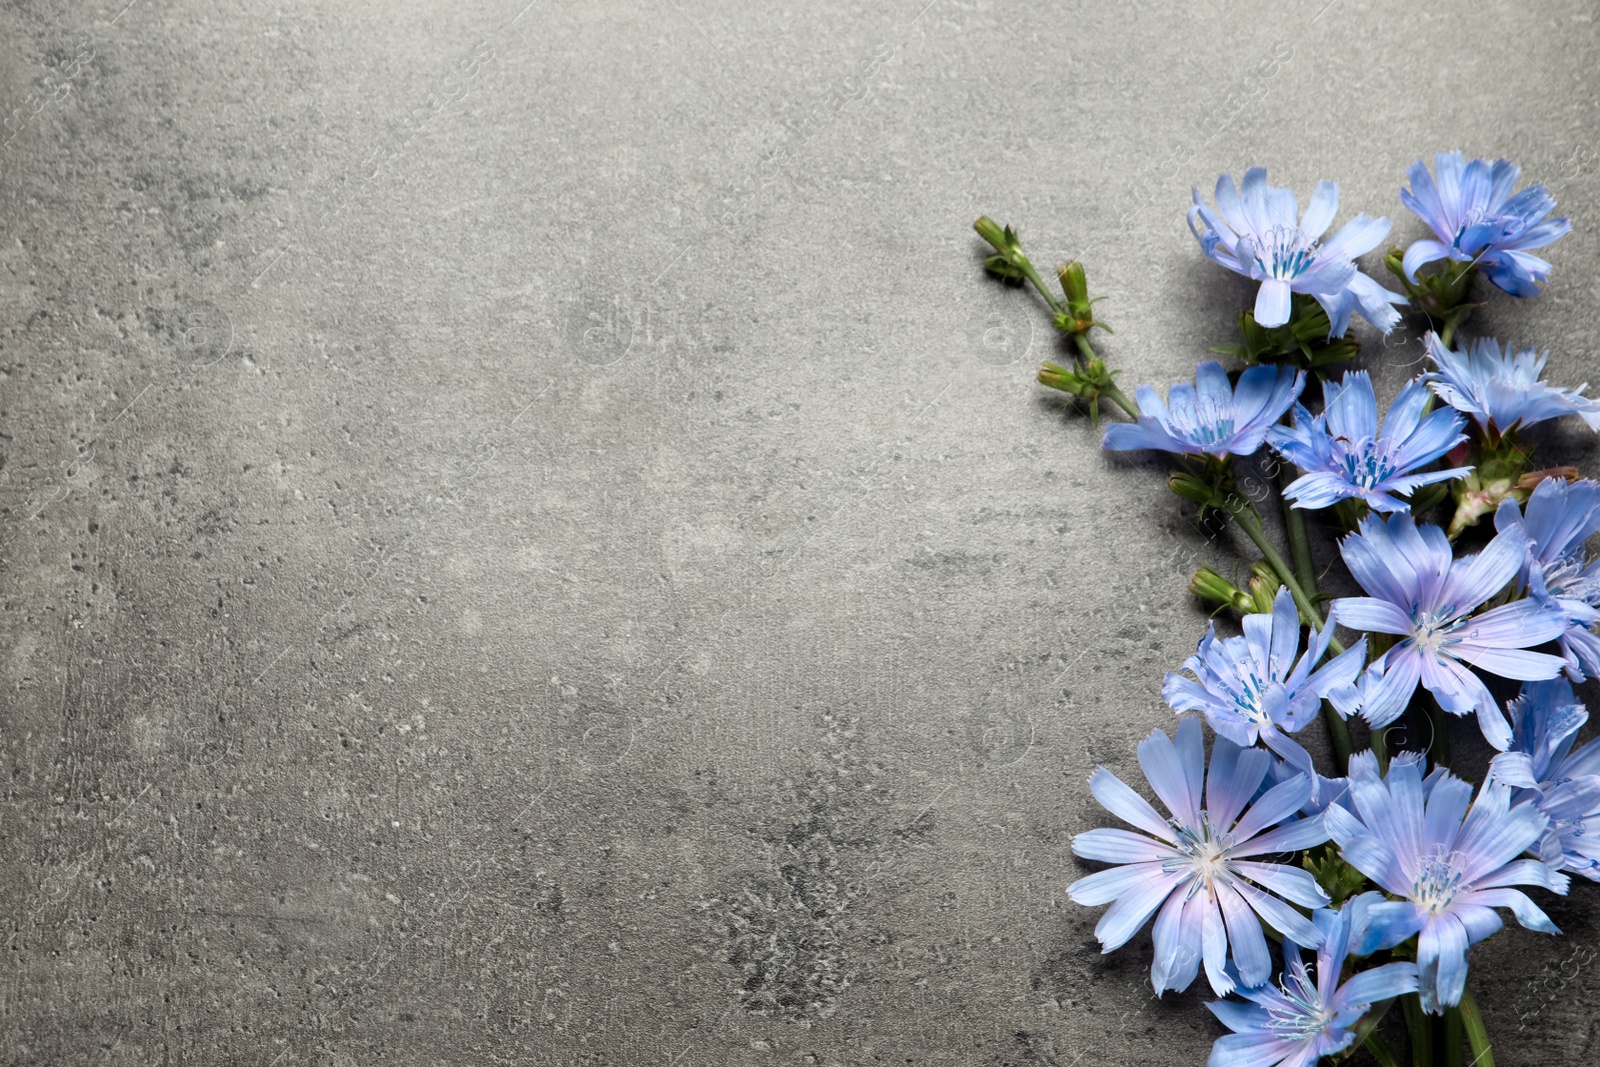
[1330,511,1568,749]
[1400,151,1573,296]
[1068,717,1331,996]
[1102,361,1303,458]
[1206,906,1419,1067]
[1426,333,1600,434]
[1327,752,1568,1013]
[1268,371,1470,513]
[1164,587,1366,782]
[1190,168,1405,334]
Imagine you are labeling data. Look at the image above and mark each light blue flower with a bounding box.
[1267,371,1471,513]
[1400,151,1573,296]
[1489,679,1600,882]
[1426,333,1600,434]
[1102,361,1302,457]
[1327,752,1569,1014]
[1189,168,1405,334]
[1068,717,1331,996]
[1495,477,1600,680]
[1164,587,1366,782]
[1206,906,1418,1067]
[1329,511,1569,750]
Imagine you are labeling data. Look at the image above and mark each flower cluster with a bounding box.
[975,150,1586,1067]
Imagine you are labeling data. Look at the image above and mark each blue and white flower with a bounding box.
[1426,333,1600,434]
[1189,168,1405,334]
[1489,679,1600,881]
[1328,752,1568,1013]
[1400,151,1573,296]
[1495,477,1600,680]
[1330,511,1569,750]
[1164,587,1366,782]
[1268,371,1471,513]
[1102,361,1303,457]
[1206,906,1418,1067]
[1068,717,1331,996]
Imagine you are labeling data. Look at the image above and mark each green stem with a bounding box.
[1275,462,1351,772]
[1073,334,1138,417]
[1350,998,1399,1055]
[1371,719,1390,775]
[1459,986,1494,1067]
[1403,994,1432,1067]
[1017,260,1064,317]
[1228,501,1353,769]
[1280,471,1317,595]
[1365,1033,1404,1067]
[1445,1005,1465,1067]
[1228,504,1323,632]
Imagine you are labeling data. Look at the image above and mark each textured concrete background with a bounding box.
[2,1,1598,1064]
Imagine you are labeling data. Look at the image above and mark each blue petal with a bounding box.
[1464,887,1562,933]
[1138,719,1205,822]
[1417,913,1470,1013]
[1255,279,1292,328]
[1089,767,1177,841]
[1207,998,1271,1034]
[1208,1033,1298,1067]
[1217,881,1273,989]
[1095,868,1185,951]
[1402,239,1455,282]
[1069,860,1171,906]
[1300,180,1340,240]
[1151,885,1203,993]
[1233,861,1330,909]
[1206,740,1272,830]
[1331,597,1412,635]
[1073,827,1173,864]
[1351,898,1425,954]
[1334,961,1419,1011]
[1233,775,1314,842]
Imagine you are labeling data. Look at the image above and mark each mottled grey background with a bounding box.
[2,0,1598,1064]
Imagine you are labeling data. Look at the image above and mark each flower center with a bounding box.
[1163,811,1236,896]
[1232,673,1269,725]
[1543,554,1600,606]
[1255,224,1318,280]
[1411,845,1469,915]
[1266,961,1331,1040]
[1410,608,1465,655]
[1167,397,1235,446]
[1452,206,1526,254]
[1331,436,1397,490]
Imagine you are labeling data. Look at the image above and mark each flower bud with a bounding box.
[1052,260,1110,336]
[1190,566,1255,614]
[1168,470,1219,508]
[973,216,1016,255]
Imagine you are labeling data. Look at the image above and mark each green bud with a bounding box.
[1303,844,1368,908]
[1037,361,1089,397]
[1038,358,1120,426]
[1246,569,1282,615]
[1227,294,1358,368]
[973,215,1018,256]
[982,252,1026,281]
[1384,247,1478,324]
[1190,566,1256,614]
[1168,470,1220,509]
[1058,261,1089,312]
[1050,260,1111,336]
[1450,462,1578,539]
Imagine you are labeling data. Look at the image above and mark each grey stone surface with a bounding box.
[2,0,1598,1064]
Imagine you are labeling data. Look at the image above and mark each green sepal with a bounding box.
[1303,844,1368,908]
